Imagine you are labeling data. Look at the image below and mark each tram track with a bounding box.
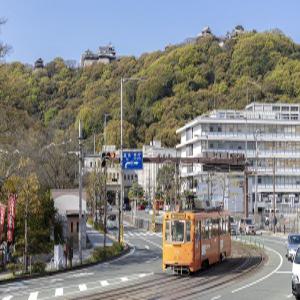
[70,246,265,300]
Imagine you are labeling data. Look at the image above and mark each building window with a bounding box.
[282,106,289,111]
[209,126,214,132]
[131,175,134,181]
[90,162,92,167]
[186,128,193,141]
[186,144,193,156]
[218,126,222,132]
[135,174,138,180]
[291,107,299,112]
[77,222,79,233]
[71,222,73,233]
[272,106,280,111]
[258,177,262,184]
[187,164,193,174]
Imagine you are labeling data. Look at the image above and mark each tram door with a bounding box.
[212,218,220,263]
[194,220,201,268]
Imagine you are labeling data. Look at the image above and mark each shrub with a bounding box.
[7,263,23,275]
[91,242,124,262]
[31,261,46,274]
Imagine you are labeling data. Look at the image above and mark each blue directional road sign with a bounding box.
[122,151,143,170]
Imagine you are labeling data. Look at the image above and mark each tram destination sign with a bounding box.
[122,151,143,170]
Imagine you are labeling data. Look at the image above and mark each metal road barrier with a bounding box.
[234,234,265,250]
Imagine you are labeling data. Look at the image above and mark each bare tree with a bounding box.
[0,18,10,58]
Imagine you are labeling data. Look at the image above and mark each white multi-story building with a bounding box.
[138,140,176,202]
[176,102,300,213]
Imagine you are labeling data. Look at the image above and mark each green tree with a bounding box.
[128,181,144,208]
[156,164,175,206]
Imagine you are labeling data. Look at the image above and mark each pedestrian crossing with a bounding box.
[0,273,153,300]
[124,232,162,238]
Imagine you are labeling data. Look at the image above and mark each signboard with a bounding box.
[0,204,6,242]
[122,151,143,170]
[7,194,16,243]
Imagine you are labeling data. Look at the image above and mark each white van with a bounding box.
[292,247,300,299]
[107,214,117,229]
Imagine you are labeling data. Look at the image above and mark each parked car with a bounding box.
[292,247,300,298]
[287,234,300,261]
[137,204,145,210]
[123,203,131,211]
[145,205,152,213]
[229,216,238,235]
[239,218,256,235]
[107,214,117,229]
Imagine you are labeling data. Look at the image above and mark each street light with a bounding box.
[254,129,262,220]
[120,77,144,244]
[78,120,84,265]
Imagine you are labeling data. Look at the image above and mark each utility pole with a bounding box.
[244,168,249,218]
[120,78,124,244]
[254,129,259,220]
[78,120,83,265]
[273,156,276,234]
[103,163,107,248]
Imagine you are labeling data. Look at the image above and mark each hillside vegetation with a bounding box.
[1,30,300,153]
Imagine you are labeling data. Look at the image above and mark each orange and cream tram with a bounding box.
[163,209,231,273]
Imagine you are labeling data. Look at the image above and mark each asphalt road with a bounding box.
[0,226,294,300]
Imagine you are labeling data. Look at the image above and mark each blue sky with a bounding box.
[1,0,300,64]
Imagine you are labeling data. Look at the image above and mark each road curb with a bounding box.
[0,244,131,286]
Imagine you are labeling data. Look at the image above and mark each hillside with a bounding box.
[1,29,300,153]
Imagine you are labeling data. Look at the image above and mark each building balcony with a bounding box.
[195,132,300,142]
[204,149,300,159]
[247,166,300,176]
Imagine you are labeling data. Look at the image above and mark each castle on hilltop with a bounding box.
[80,44,116,67]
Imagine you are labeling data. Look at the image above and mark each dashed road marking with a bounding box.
[276,271,292,274]
[286,294,293,298]
[121,277,129,282]
[100,280,109,287]
[211,296,221,300]
[55,288,64,297]
[2,296,13,300]
[145,245,150,250]
[79,284,87,292]
[28,292,39,300]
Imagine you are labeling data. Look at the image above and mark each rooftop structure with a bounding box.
[81,44,116,67]
[34,58,44,69]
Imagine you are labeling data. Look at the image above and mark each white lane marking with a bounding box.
[135,234,162,249]
[276,271,292,274]
[100,280,109,287]
[139,272,154,278]
[28,292,39,300]
[50,278,64,283]
[2,296,13,300]
[79,284,87,291]
[121,277,129,282]
[69,272,94,278]
[128,232,134,236]
[286,294,293,298]
[211,296,221,300]
[231,246,283,294]
[55,288,64,297]
[145,245,150,250]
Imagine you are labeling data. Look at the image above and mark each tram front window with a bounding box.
[171,220,185,242]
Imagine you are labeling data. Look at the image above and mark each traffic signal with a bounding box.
[101,152,116,168]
